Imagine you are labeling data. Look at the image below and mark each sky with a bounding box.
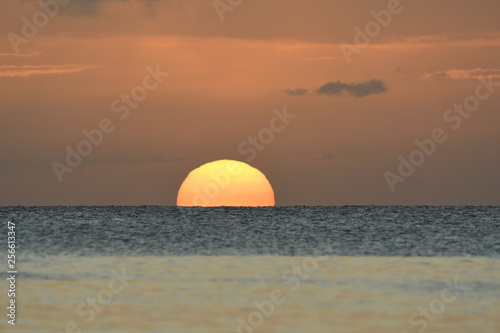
[1,0,500,206]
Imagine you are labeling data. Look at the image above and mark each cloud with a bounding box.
[284,88,309,96]
[316,80,387,98]
[0,64,101,78]
[61,0,121,15]
[384,34,500,49]
[423,68,500,80]
[61,0,160,15]
[283,80,387,98]
[313,152,344,161]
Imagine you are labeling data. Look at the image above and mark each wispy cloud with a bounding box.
[423,68,500,80]
[284,88,309,96]
[0,64,101,78]
[369,34,500,50]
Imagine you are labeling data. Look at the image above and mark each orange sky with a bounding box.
[1,0,499,206]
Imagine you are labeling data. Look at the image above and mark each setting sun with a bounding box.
[177,160,275,207]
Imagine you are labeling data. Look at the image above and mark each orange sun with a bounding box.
[177,160,275,207]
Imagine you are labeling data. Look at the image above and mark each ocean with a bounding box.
[1,206,499,332]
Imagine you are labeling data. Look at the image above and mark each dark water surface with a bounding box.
[1,206,499,333]
[2,206,499,257]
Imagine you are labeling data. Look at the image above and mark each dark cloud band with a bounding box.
[316,80,387,98]
[284,79,387,98]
